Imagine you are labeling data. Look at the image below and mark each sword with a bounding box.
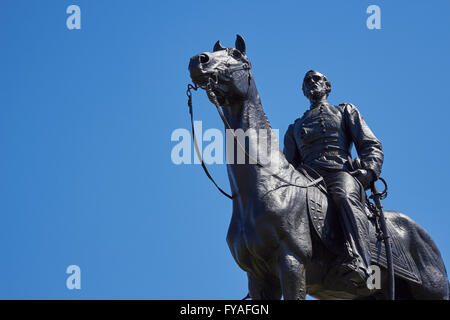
[370,178,395,300]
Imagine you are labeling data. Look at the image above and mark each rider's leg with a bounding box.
[322,171,371,276]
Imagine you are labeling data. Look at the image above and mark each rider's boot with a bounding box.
[338,258,370,288]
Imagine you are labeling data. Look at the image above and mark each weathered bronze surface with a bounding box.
[188,35,449,300]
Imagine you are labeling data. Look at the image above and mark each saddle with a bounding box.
[300,166,422,285]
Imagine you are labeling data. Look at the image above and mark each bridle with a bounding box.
[186,56,323,200]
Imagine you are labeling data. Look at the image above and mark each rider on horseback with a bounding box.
[283,70,384,284]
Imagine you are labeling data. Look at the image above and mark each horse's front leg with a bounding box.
[248,273,282,300]
[278,246,307,300]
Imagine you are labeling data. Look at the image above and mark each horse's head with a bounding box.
[188,35,252,105]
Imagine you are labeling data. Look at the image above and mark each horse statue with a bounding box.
[187,35,449,300]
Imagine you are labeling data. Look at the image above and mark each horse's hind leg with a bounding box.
[247,274,282,300]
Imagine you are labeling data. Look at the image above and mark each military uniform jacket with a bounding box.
[283,103,384,177]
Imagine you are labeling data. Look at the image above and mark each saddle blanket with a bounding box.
[306,185,422,284]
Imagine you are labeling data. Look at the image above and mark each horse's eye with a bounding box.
[232,49,242,59]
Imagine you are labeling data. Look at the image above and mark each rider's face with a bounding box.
[303,72,329,101]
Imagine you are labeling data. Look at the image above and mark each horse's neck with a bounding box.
[223,81,272,133]
[222,78,306,198]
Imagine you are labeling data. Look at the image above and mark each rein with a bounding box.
[187,83,233,199]
[186,72,323,200]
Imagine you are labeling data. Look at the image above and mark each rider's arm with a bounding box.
[343,103,384,179]
[283,123,302,169]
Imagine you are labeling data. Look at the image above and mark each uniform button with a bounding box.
[322,128,326,133]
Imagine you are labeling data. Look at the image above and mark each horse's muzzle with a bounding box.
[188,53,211,86]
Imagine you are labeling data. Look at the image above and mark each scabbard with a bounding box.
[371,181,395,300]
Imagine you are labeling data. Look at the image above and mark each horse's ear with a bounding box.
[235,34,246,54]
[213,40,225,52]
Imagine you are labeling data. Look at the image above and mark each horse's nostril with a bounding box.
[199,54,209,64]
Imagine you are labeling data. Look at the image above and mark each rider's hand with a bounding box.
[349,169,375,189]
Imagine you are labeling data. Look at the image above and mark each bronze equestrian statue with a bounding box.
[187,35,449,299]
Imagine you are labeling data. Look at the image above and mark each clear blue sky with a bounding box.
[0,0,449,299]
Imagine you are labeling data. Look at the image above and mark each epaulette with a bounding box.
[337,102,356,111]
[339,102,357,107]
